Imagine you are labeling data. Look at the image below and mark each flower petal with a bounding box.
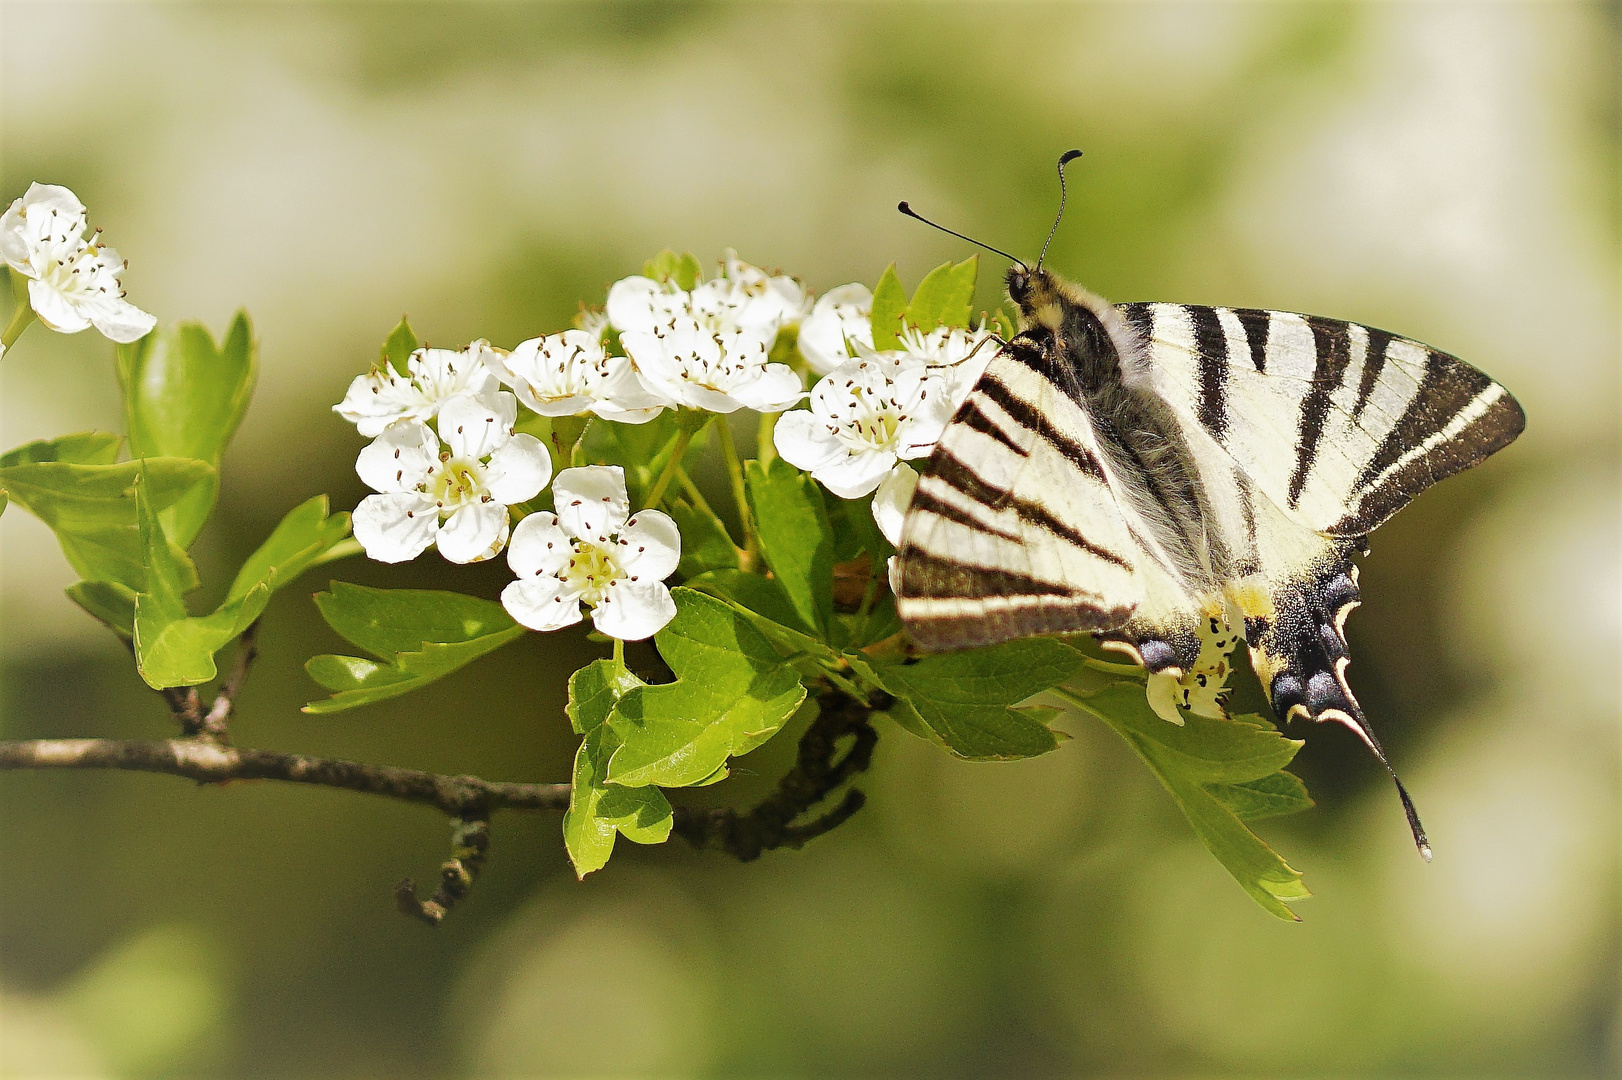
[728,363,805,412]
[353,492,439,563]
[436,501,510,563]
[772,409,845,472]
[617,510,682,582]
[502,577,584,632]
[590,581,677,641]
[506,511,573,578]
[438,391,516,461]
[606,276,680,335]
[813,448,896,500]
[26,279,90,333]
[355,420,440,493]
[484,433,552,505]
[871,463,917,547]
[87,297,156,343]
[552,465,630,543]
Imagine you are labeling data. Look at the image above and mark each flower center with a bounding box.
[561,540,625,606]
[424,456,486,513]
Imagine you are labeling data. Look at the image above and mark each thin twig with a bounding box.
[396,815,491,925]
[197,620,260,744]
[0,739,571,815]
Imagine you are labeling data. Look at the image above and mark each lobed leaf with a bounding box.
[906,256,978,332]
[130,472,270,688]
[872,638,1084,760]
[303,583,525,712]
[225,495,352,604]
[868,263,909,349]
[562,660,673,877]
[1069,683,1312,920]
[0,431,122,467]
[605,588,806,788]
[745,457,835,636]
[667,498,739,578]
[116,314,256,545]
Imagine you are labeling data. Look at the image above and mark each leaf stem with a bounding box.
[612,637,625,670]
[641,426,694,510]
[310,537,364,566]
[716,419,758,569]
[1080,656,1145,678]
[820,666,870,702]
[756,410,779,468]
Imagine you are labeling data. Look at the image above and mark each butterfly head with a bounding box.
[1005,265,1075,332]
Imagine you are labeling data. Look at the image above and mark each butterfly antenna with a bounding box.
[897,202,1027,269]
[1036,149,1083,272]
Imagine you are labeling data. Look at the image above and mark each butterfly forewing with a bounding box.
[1120,303,1525,537]
[896,346,1143,651]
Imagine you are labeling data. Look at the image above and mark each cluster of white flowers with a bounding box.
[1,183,156,357]
[606,250,806,413]
[331,252,800,639]
[775,307,997,545]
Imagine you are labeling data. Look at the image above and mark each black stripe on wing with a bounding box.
[1190,306,1230,441]
[927,448,1134,571]
[1337,346,1524,534]
[1286,317,1353,508]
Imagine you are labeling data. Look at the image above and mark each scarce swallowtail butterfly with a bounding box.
[894,152,1526,858]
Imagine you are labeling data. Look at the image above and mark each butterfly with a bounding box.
[892,153,1526,855]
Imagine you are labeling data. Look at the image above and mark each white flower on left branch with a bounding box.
[0,182,156,350]
[502,465,681,641]
[352,392,551,564]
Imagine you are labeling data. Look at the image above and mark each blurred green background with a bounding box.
[2,2,1617,1077]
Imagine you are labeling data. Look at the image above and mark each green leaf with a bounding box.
[66,580,138,639]
[1209,771,1314,822]
[0,458,214,532]
[683,569,831,659]
[906,256,978,332]
[0,454,211,590]
[605,588,806,788]
[746,456,835,635]
[130,472,270,688]
[1069,683,1311,920]
[303,583,525,712]
[641,249,705,292]
[0,431,122,467]
[667,498,739,578]
[868,263,909,349]
[380,317,418,374]
[872,638,1084,760]
[562,660,673,877]
[116,313,256,545]
[225,495,352,604]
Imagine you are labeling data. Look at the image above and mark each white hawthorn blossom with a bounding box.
[774,354,952,500]
[606,253,805,414]
[352,392,550,564]
[0,182,155,351]
[1145,602,1245,725]
[501,465,680,641]
[486,329,666,424]
[335,340,501,437]
[895,322,999,409]
[797,283,873,375]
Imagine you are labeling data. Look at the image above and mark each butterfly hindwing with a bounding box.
[1120,303,1525,537]
[896,340,1143,650]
